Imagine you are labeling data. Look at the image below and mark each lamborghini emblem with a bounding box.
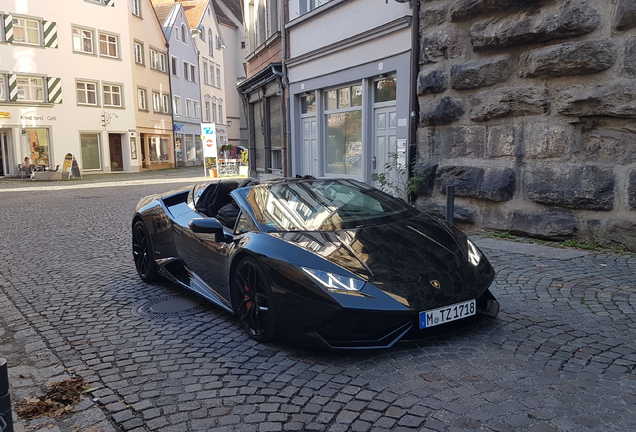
[430,280,441,289]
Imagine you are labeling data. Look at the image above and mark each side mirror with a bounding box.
[189,218,230,242]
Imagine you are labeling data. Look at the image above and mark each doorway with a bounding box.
[109,133,123,171]
[0,131,8,176]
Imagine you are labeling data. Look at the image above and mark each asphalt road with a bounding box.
[0,168,635,432]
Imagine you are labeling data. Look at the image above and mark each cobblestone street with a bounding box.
[1,169,635,432]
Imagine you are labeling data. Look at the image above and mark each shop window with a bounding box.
[324,83,362,177]
[150,137,161,162]
[160,137,170,162]
[81,133,101,170]
[195,136,203,161]
[22,128,50,166]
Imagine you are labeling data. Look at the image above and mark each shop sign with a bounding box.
[174,123,185,132]
[0,111,10,118]
[201,123,217,158]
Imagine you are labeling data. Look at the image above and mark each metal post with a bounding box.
[446,185,455,225]
[0,358,13,432]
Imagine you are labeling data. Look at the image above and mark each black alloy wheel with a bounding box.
[232,257,276,342]
[132,220,160,282]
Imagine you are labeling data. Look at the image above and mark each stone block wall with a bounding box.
[415,0,636,250]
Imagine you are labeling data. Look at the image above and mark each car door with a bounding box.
[171,208,235,306]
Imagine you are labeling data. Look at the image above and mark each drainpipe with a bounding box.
[279,3,291,178]
[407,0,420,184]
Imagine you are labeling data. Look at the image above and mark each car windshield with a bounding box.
[236,178,418,232]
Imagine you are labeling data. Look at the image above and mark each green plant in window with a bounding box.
[371,152,424,204]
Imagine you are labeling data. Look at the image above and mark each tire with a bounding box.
[231,257,276,342]
[132,220,160,282]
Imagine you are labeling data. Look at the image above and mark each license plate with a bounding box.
[420,299,476,329]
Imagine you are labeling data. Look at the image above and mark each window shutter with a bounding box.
[8,74,18,101]
[104,0,115,6]
[4,14,13,43]
[47,77,62,103]
[42,20,58,48]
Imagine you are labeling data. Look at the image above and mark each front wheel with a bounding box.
[231,257,276,342]
[132,220,160,282]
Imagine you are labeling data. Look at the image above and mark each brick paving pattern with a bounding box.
[0,169,635,432]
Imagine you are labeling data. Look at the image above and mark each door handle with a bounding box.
[372,156,376,170]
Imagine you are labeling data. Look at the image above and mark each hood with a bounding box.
[277,214,468,283]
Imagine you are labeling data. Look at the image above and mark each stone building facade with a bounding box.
[414,0,636,250]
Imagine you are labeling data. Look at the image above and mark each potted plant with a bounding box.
[205,156,217,177]
[239,150,249,177]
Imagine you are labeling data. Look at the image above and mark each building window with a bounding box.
[73,27,94,54]
[193,101,199,119]
[0,75,5,101]
[17,76,44,102]
[158,53,167,72]
[149,48,158,69]
[216,67,221,88]
[152,92,161,112]
[324,84,362,176]
[134,41,143,64]
[203,62,208,84]
[132,0,141,17]
[200,26,206,41]
[103,84,122,107]
[173,96,181,115]
[99,33,118,58]
[171,56,178,76]
[216,35,222,50]
[138,88,147,110]
[183,62,189,81]
[13,17,41,45]
[209,66,215,86]
[300,0,319,15]
[76,81,98,105]
[208,29,213,56]
[186,99,193,117]
[181,25,187,43]
[212,102,217,123]
[205,100,210,122]
[218,101,223,124]
[161,94,170,113]
[190,64,196,83]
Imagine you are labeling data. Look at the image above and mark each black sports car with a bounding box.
[132,177,499,349]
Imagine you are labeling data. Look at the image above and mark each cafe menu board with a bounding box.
[62,153,82,179]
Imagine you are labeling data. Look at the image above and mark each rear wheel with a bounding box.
[132,220,160,282]
[232,257,276,342]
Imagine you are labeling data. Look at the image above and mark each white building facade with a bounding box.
[0,0,137,176]
[286,0,413,187]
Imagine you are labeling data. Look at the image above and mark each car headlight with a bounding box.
[467,239,482,266]
[301,267,365,292]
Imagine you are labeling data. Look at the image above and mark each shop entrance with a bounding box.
[109,133,123,171]
[0,131,9,176]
